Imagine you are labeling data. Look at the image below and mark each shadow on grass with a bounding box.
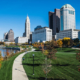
[35,50,41,51]
[52,63,70,66]
[23,63,70,67]
[38,77,67,80]
[64,50,76,52]
[22,63,41,66]
[27,76,67,80]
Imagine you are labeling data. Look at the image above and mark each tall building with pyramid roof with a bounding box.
[23,15,30,39]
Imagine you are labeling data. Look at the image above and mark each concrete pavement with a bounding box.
[12,48,35,80]
[12,52,29,80]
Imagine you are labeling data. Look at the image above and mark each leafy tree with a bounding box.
[42,57,52,80]
[0,51,3,69]
[10,42,14,46]
[6,50,10,56]
[43,50,49,55]
[74,38,79,45]
[45,40,57,59]
[57,39,63,48]
[62,37,70,47]
[70,39,74,47]
[76,51,80,72]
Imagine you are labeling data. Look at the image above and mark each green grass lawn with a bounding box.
[22,49,80,80]
[0,52,23,80]
[56,48,79,53]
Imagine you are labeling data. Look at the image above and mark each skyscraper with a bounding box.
[49,9,60,37]
[8,29,14,42]
[4,29,14,42]
[4,32,8,40]
[23,15,30,39]
[60,4,75,31]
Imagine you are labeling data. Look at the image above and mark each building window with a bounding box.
[60,11,63,15]
[69,10,74,15]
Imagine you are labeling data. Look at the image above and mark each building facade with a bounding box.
[4,29,14,42]
[32,27,52,43]
[4,32,8,40]
[15,37,28,44]
[8,29,14,42]
[23,15,30,39]
[49,9,60,37]
[78,31,80,40]
[56,29,80,40]
[60,4,75,31]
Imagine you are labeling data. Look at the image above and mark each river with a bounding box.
[0,48,20,57]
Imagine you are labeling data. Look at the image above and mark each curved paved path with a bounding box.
[12,47,35,80]
[12,52,29,80]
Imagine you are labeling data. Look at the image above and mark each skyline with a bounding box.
[0,0,80,39]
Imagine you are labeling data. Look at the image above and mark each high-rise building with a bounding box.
[49,9,60,37]
[4,29,14,42]
[23,15,30,39]
[4,32,8,39]
[8,29,14,42]
[60,4,75,31]
[32,27,52,43]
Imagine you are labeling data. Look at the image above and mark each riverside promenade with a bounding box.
[12,47,35,80]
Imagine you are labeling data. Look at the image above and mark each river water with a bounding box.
[0,48,19,57]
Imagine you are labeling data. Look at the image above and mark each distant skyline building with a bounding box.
[60,4,75,31]
[49,9,60,37]
[8,29,14,42]
[4,29,14,42]
[4,32,8,40]
[23,15,30,39]
[56,29,80,40]
[15,37,28,44]
[34,25,42,31]
[32,27,52,43]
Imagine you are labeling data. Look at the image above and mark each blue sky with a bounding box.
[0,0,80,39]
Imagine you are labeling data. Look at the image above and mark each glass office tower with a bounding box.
[60,4,75,31]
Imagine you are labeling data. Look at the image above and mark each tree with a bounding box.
[10,42,14,46]
[70,39,74,47]
[42,57,52,80]
[76,50,80,72]
[62,37,70,47]
[43,50,49,56]
[6,50,10,56]
[57,39,63,49]
[0,51,3,69]
[45,40,57,59]
[74,38,79,45]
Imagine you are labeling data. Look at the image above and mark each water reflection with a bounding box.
[0,48,19,57]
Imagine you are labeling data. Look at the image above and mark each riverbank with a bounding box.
[0,51,24,80]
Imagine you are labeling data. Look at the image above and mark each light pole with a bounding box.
[23,58,25,61]
[33,54,34,75]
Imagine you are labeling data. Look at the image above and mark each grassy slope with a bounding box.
[0,52,23,80]
[22,48,80,80]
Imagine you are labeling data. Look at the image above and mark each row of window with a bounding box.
[69,10,74,15]
[60,10,74,15]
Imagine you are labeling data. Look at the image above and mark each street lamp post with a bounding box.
[23,58,25,61]
[33,54,34,75]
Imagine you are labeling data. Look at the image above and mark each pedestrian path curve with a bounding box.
[12,48,35,80]
[12,52,29,80]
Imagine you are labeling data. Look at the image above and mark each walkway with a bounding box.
[72,47,80,50]
[12,48,35,80]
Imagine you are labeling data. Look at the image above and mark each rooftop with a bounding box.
[61,4,74,9]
